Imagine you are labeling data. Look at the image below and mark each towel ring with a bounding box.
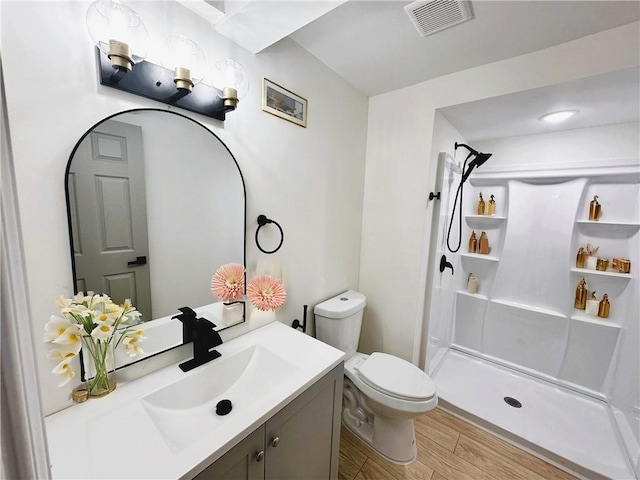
[255,214,284,254]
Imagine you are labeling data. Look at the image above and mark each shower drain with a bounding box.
[504,396,522,408]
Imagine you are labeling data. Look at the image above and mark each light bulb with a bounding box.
[86,0,149,71]
[210,59,249,110]
[163,35,207,92]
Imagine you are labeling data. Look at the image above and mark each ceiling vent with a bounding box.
[404,0,473,37]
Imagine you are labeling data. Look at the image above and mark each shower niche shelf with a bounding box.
[465,215,507,225]
[577,220,639,227]
[456,290,488,301]
[570,267,632,280]
[461,252,500,262]
[571,312,622,328]
[576,220,640,238]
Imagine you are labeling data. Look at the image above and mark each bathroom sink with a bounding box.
[45,321,345,479]
[142,344,298,452]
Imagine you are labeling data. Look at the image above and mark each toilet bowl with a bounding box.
[314,290,437,464]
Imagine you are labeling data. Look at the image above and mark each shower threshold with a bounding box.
[431,348,636,480]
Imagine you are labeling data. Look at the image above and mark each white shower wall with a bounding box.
[424,121,640,478]
[453,168,639,396]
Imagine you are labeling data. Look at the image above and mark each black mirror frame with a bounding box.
[63,108,247,376]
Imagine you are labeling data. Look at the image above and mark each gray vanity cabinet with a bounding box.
[195,426,265,480]
[193,363,343,480]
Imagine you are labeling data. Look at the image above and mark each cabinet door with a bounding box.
[265,364,343,480]
[193,426,265,480]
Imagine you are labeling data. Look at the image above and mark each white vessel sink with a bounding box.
[141,345,298,452]
[45,321,345,479]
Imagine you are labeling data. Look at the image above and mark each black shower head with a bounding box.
[455,142,492,183]
[474,151,492,168]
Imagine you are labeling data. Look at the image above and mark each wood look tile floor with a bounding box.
[338,407,579,480]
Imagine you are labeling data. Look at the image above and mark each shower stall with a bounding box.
[424,152,639,479]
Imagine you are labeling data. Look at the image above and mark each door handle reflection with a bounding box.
[127,256,147,267]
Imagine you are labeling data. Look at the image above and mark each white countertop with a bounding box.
[45,322,345,479]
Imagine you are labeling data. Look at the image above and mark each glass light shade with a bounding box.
[540,110,578,123]
[163,35,207,91]
[86,0,149,70]
[210,59,249,109]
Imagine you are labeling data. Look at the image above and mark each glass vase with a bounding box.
[81,336,116,397]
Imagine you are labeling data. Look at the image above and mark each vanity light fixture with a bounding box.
[163,34,207,93]
[86,0,149,72]
[540,110,578,123]
[210,59,250,110]
[86,0,241,121]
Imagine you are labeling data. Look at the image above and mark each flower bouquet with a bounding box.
[211,263,287,315]
[44,292,145,397]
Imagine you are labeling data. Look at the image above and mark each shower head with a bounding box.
[455,142,492,183]
[474,151,492,168]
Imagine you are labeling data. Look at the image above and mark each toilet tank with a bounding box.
[314,290,367,359]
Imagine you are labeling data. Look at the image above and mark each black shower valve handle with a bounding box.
[440,254,454,275]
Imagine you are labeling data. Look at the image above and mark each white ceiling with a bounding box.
[290,1,639,97]
[438,66,640,141]
[289,1,640,141]
[191,0,640,140]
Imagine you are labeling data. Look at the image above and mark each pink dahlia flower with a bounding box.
[247,275,287,311]
[211,263,245,302]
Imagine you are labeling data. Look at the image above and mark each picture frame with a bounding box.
[262,78,307,128]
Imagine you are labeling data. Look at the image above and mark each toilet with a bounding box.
[314,290,437,464]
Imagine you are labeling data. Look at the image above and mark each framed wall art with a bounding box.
[262,78,307,128]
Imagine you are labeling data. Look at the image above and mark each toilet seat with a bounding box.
[358,352,436,401]
[344,352,437,415]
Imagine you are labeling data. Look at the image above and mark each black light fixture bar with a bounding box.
[96,47,231,121]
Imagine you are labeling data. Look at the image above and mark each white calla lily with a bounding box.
[52,325,83,347]
[52,358,76,387]
[43,316,73,343]
[47,344,81,361]
[46,293,144,392]
[91,324,114,341]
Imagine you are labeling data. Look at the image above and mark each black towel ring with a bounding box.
[255,214,284,254]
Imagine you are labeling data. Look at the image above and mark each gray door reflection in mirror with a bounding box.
[69,120,153,318]
[65,109,246,370]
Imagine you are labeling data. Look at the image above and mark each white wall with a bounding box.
[1,1,368,416]
[359,21,640,362]
[473,122,640,168]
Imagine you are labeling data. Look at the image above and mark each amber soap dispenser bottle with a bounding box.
[477,193,485,215]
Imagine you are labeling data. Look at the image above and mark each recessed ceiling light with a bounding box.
[540,110,578,123]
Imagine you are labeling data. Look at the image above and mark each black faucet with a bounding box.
[173,306,223,372]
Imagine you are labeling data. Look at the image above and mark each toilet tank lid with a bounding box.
[314,290,367,318]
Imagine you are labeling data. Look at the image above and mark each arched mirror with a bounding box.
[65,109,246,368]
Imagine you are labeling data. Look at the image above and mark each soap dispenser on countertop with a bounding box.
[574,278,587,310]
